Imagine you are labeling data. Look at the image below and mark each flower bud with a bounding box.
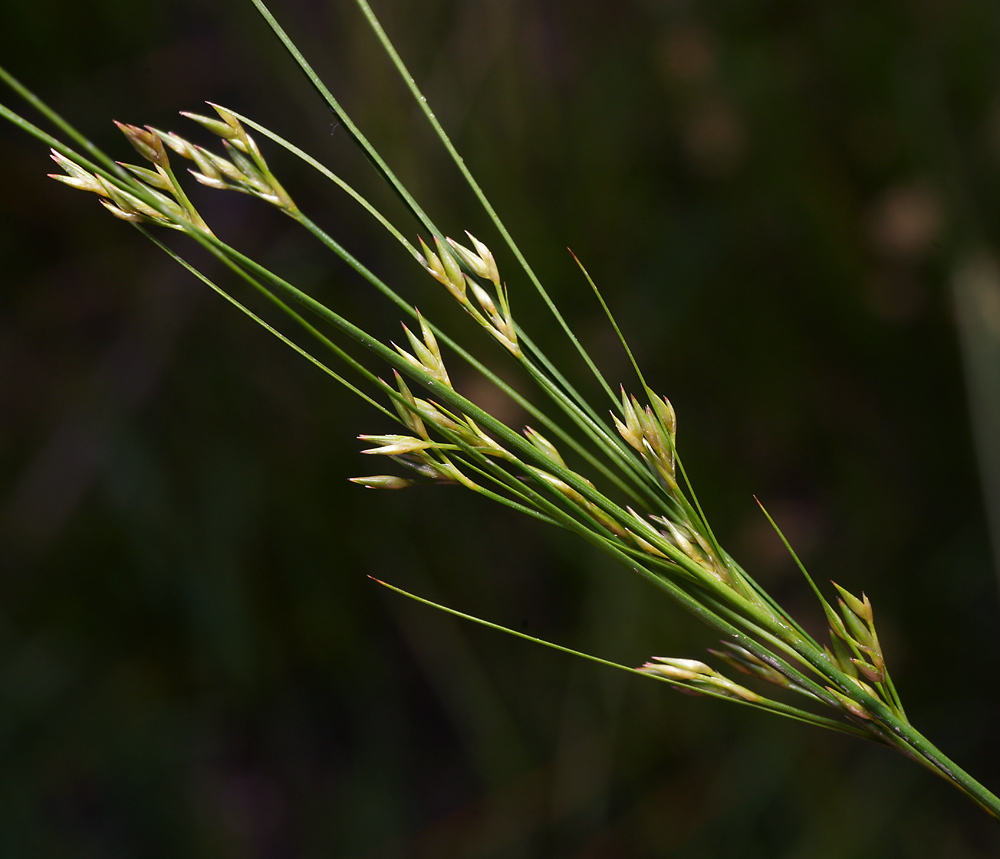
[349,475,415,489]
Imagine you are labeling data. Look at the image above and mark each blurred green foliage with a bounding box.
[2,0,1000,855]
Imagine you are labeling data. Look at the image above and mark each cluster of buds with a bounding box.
[353,433,468,487]
[48,106,298,233]
[638,657,762,703]
[115,120,170,168]
[613,388,677,489]
[352,373,637,548]
[418,233,519,356]
[48,123,211,233]
[612,388,751,585]
[822,583,897,720]
[649,514,730,584]
[154,103,296,213]
[392,313,451,388]
[351,369,506,491]
[611,387,677,490]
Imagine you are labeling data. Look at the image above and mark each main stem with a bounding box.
[884,715,1000,819]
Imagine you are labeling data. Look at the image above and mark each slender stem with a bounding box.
[875,712,1000,818]
[373,578,872,738]
[351,0,621,412]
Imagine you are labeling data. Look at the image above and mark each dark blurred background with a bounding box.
[3,0,1000,856]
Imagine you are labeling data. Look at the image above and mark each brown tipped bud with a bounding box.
[48,158,108,197]
[207,102,258,156]
[630,394,658,451]
[49,170,101,194]
[208,102,241,132]
[528,468,585,504]
[186,145,224,181]
[416,313,441,361]
[586,502,629,538]
[845,674,880,699]
[832,582,873,625]
[188,171,229,190]
[641,405,668,458]
[96,178,140,215]
[851,658,885,685]
[446,232,500,286]
[455,416,505,457]
[48,150,106,195]
[400,323,430,365]
[224,145,270,193]
[856,643,885,674]
[611,413,634,446]
[397,458,466,485]
[201,148,244,184]
[115,122,169,168]
[823,600,850,642]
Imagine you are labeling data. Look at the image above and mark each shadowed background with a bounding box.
[2,0,1000,856]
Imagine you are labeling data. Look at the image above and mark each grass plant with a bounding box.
[3,0,999,827]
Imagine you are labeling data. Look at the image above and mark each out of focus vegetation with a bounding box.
[2,1,1000,855]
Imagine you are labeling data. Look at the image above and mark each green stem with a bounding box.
[351,0,620,413]
[874,710,1000,818]
[373,577,872,738]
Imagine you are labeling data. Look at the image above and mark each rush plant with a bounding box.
[3,0,998,822]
